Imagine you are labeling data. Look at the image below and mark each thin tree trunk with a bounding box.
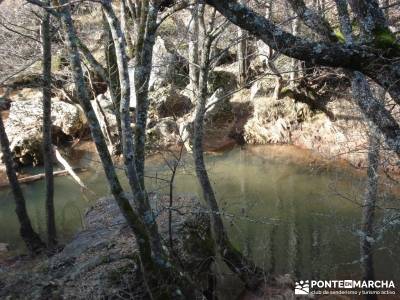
[102,0,164,261]
[334,0,353,44]
[103,10,123,154]
[380,0,389,19]
[335,4,381,297]
[120,0,135,58]
[57,4,164,298]
[76,37,122,153]
[133,1,158,187]
[27,0,195,296]
[360,128,380,300]
[204,0,400,103]
[0,169,86,189]
[264,1,282,100]
[0,115,45,255]
[193,33,264,292]
[41,5,57,248]
[237,0,247,87]
[53,146,88,190]
[188,4,200,98]
[290,16,300,86]
[83,2,195,298]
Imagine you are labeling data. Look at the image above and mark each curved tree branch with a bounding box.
[204,0,400,103]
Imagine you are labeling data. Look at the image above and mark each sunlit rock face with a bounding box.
[244,94,311,145]
[149,37,188,91]
[3,98,87,165]
[128,36,188,108]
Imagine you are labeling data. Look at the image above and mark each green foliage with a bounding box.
[372,27,398,50]
[333,28,346,44]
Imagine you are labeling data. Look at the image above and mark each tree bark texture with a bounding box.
[41,4,57,248]
[0,115,45,255]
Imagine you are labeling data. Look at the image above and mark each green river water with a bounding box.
[0,145,399,295]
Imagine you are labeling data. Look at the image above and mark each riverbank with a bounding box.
[0,194,295,299]
[0,195,209,299]
[1,144,400,299]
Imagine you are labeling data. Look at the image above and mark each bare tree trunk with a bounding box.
[76,36,122,153]
[103,10,123,154]
[29,1,195,297]
[237,0,247,87]
[335,4,381,297]
[0,114,45,255]
[348,0,388,42]
[41,5,57,248]
[94,2,196,298]
[204,0,400,103]
[288,0,400,157]
[360,128,379,300]
[101,0,164,261]
[193,29,263,291]
[290,16,300,86]
[380,0,389,19]
[334,0,353,44]
[57,4,163,297]
[188,4,200,98]
[264,1,282,100]
[133,1,159,187]
[120,0,135,58]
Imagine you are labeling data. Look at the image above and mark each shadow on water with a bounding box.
[0,145,399,297]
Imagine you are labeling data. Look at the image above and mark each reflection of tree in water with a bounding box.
[60,201,85,235]
[239,148,251,259]
[360,131,379,300]
[274,170,301,278]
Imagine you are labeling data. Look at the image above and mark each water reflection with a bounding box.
[0,145,399,286]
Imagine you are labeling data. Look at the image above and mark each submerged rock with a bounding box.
[3,99,87,165]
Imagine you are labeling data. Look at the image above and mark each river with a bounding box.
[0,144,399,296]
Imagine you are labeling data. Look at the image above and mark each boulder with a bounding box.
[149,36,188,90]
[150,86,193,118]
[0,196,211,299]
[204,87,234,124]
[147,117,180,148]
[249,78,276,101]
[128,36,188,107]
[176,89,235,152]
[244,96,310,144]
[7,88,43,103]
[208,68,237,94]
[91,93,119,140]
[4,99,87,165]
